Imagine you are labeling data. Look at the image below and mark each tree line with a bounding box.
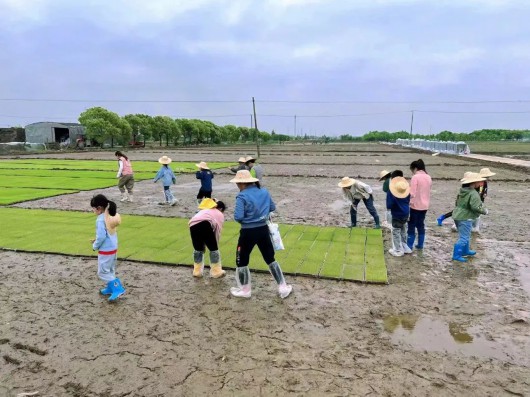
[78,107,292,146]
[339,129,530,142]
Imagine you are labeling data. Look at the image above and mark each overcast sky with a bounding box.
[1,0,530,136]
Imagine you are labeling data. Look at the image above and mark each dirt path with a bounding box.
[464,153,530,168]
[1,145,529,396]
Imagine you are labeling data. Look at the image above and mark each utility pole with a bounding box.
[250,114,253,129]
[410,110,415,140]
[294,115,297,139]
[252,97,261,157]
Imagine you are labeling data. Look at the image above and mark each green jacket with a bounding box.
[382,178,390,193]
[453,187,487,221]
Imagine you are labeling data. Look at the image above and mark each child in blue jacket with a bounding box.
[154,155,177,206]
[387,176,411,257]
[195,161,214,204]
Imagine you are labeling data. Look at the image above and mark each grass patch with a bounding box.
[0,207,387,283]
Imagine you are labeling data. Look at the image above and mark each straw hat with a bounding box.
[460,172,485,184]
[158,155,172,165]
[338,176,356,188]
[195,161,209,170]
[479,168,496,178]
[230,169,259,183]
[198,198,217,210]
[245,155,256,162]
[389,177,410,198]
[378,170,391,181]
[237,156,246,163]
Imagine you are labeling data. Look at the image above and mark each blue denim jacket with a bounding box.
[154,165,176,187]
[234,185,276,229]
[93,213,118,252]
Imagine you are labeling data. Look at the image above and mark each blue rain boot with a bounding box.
[100,281,113,296]
[416,233,425,250]
[462,243,476,257]
[452,243,467,262]
[437,214,445,226]
[407,234,415,250]
[108,278,126,302]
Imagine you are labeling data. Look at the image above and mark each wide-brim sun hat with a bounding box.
[389,177,410,198]
[479,168,496,178]
[460,172,486,184]
[378,170,391,181]
[338,176,356,188]
[196,161,209,170]
[245,155,255,162]
[198,198,217,210]
[158,155,172,165]
[230,169,259,183]
[237,156,246,163]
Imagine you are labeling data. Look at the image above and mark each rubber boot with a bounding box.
[128,194,134,203]
[437,214,445,226]
[374,215,381,229]
[462,243,476,257]
[100,280,113,296]
[415,233,425,250]
[407,234,415,250]
[108,278,126,302]
[120,192,129,202]
[193,250,204,277]
[209,250,225,278]
[269,261,292,299]
[452,243,467,262]
[230,266,251,298]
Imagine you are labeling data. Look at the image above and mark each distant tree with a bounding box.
[79,107,131,147]
[124,114,153,142]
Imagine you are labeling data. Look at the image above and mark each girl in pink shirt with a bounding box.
[407,159,432,250]
[188,198,226,279]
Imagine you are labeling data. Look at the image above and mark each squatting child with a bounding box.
[154,155,178,206]
[90,194,126,302]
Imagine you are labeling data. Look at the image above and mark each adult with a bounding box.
[379,170,392,228]
[245,156,264,184]
[230,157,249,174]
[188,198,227,278]
[338,177,380,229]
[229,170,292,299]
[115,151,134,202]
[407,159,432,250]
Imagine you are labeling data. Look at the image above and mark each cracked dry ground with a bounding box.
[1,145,529,396]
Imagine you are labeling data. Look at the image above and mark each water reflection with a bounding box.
[448,322,473,344]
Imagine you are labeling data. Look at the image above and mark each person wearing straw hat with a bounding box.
[452,172,489,262]
[379,170,392,229]
[229,170,292,299]
[338,177,381,229]
[245,155,264,184]
[195,161,214,204]
[387,176,411,257]
[154,155,178,206]
[188,198,227,278]
[472,168,496,233]
[229,157,249,174]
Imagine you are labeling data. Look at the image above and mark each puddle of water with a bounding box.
[381,315,519,363]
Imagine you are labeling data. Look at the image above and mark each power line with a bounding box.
[0,98,248,103]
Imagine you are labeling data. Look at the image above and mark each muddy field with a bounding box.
[1,143,529,396]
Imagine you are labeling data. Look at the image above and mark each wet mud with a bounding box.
[1,144,529,396]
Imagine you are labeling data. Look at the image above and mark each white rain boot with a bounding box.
[230,266,251,298]
[120,192,129,202]
[269,261,292,299]
[128,194,134,203]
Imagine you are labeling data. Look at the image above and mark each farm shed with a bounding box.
[24,122,86,144]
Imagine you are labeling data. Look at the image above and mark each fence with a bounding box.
[395,139,470,155]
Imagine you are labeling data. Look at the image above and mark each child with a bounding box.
[115,151,134,203]
[154,155,178,206]
[407,159,432,250]
[90,194,126,302]
[452,172,489,262]
[195,161,214,204]
[379,170,392,228]
[387,176,411,257]
[188,198,226,278]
